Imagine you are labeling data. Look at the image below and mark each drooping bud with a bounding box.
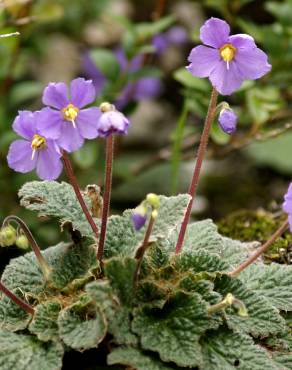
[15,235,30,250]
[0,225,17,247]
[218,106,237,135]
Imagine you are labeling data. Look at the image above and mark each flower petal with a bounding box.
[7,140,36,173]
[209,60,243,95]
[77,107,100,139]
[228,34,256,49]
[235,47,271,80]
[37,107,63,139]
[70,78,96,108]
[187,45,220,78]
[36,141,63,180]
[12,111,36,140]
[200,17,230,48]
[57,122,84,152]
[42,82,69,109]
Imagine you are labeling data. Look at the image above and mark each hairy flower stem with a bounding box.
[62,151,99,241]
[175,88,219,254]
[97,135,114,262]
[134,215,155,285]
[228,219,289,277]
[2,215,51,280]
[0,281,34,315]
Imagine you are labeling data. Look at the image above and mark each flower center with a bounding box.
[62,103,79,127]
[220,43,237,69]
[31,134,46,160]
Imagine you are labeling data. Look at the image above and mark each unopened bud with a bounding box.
[132,204,147,231]
[146,193,160,209]
[100,102,115,113]
[0,225,17,247]
[151,209,158,219]
[15,235,29,250]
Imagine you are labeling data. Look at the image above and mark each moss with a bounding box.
[218,209,292,264]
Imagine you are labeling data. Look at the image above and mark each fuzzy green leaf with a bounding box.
[58,295,106,351]
[173,250,228,274]
[29,301,61,342]
[162,219,250,267]
[202,329,279,370]
[215,275,287,337]
[272,352,292,370]
[104,194,190,257]
[1,242,97,296]
[108,347,175,370]
[105,257,137,307]
[0,330,64,370]
[239,263,292,311]
[132,291,209,367]
[19,181,97,237]
[0,293,31,332]
[86,280,138,345]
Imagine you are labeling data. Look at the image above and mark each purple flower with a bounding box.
[97,103,130,137]
[283,183,292,232]
[41,78,101,153]
[7,111,62,180]
[132,212,147,231]
[187,17,271,95]
[82,49,161,109]
[218,108,237,134]
[153,26,188,54]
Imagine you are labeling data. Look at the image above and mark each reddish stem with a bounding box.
[62,151,99,241]
[2,215,51,279]
[175,88,219,254]
[97,136,114,262]
[0,281,34,315]
[228,219,289,277]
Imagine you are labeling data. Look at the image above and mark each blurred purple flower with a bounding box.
[153,26,188,54]
[82,48,161,109]
[218,108,237,134]
[97,103,130,137]
[283,183,292,232]
[82,53,107,95]
[41,78,101,153]
[7,111,62,180]
[187,17,271,95]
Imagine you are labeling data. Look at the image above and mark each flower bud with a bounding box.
[15,235,30,250]
[132,204,147,231]
[0,225,17,247]
[218,108,237,135]
[283,182,292,232]
[146,193,160,210]
[100,102,115,113]
[97,103,130,137]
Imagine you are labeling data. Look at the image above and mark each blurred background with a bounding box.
[0,0,292,256]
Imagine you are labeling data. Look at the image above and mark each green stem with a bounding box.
[171,100,189,194]
[97,135,114,262]
[175,87,219,254]
[228,219,289,277]
[134,215,155,285]
[2,215,51,280]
